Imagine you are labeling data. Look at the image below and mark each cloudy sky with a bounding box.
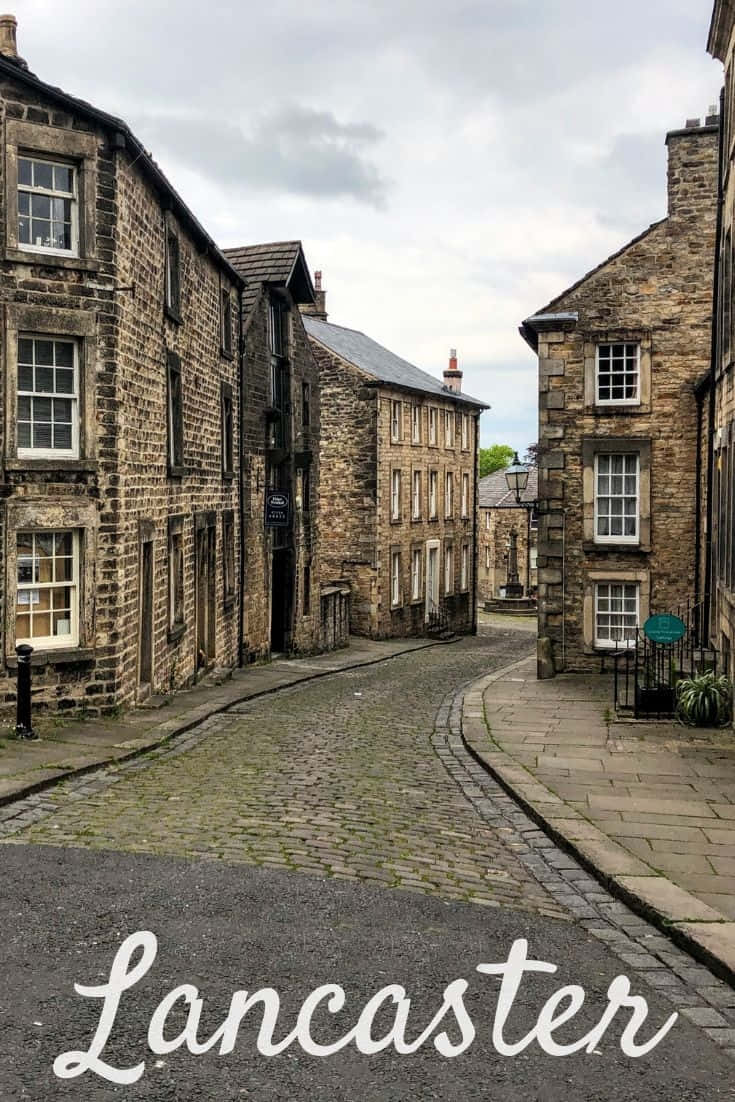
[11,0,722,453]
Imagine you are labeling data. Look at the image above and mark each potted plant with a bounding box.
[675,670,732,727]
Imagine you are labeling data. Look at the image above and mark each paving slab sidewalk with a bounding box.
[0,636,449,806]
[463,656,735,985]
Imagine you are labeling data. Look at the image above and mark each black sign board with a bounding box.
[265,489,291,528]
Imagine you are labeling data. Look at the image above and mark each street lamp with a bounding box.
[504,452,529,504]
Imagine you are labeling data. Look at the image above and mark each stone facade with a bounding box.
[709,3,735,679]
[477,468,538,604]
[304,314,486,639]
[522,119,718,673]
[224,242,334,659]
[0,32,242,713]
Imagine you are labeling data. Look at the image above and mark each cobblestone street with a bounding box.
[8,628,566,915]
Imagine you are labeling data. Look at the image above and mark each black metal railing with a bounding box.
[612,607,719,718]
[427,600,449,636]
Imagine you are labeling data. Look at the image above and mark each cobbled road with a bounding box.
[14,628,561,916]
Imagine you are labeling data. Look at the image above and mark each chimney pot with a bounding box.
[314,270,322,291]
[444,348,462,393]
[0,13,17,58]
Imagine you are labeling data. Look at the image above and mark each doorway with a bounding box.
[271,547,292,653]
[425,540,440,620]
[195,513,217,671]
[138,524,154,697]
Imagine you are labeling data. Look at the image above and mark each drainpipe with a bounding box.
[238,287,246,667]
[704,86,725,646]
[471,412,479,635]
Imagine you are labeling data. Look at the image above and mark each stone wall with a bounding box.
[0,68,241,715]
[528,122,718,673]
[477,505,537,601]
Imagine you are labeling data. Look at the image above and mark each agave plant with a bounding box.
[676,670,732,728]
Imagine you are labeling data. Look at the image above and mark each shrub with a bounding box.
[675,670,732,728]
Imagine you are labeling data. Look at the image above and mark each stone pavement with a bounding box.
[0,635,454,806]
[464,656,735,981]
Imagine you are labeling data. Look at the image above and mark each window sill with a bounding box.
[167,623,186,645]
[7,646,95,669]
[223,594,236,612]
[390,517,402,525]
[168,465,186,479]
[220,347,235,361]
[164,305,182,326]
[222,469,236,482]
[6,458,98,473]
[5,248,99,273]
[583,540,649,554]
[410,516,423,524]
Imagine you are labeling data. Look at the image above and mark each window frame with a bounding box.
[461,413,470,451]
[221,381,234,477]
[391,399,402,443]
[595,342,641,407]
[17,154,79,258]
[390,549,402,608]
[461,471,470,518]
[164,227,182,322]
[412,469,422,520]
[428,469,438,520]
[223,509,236,609]
[167,514,186,640]
[445,471,453,519]
[460,542,470,591]
[411,547,423,602]
[593,452,640,545]
[166,350,185,475]
[15,529,80,650]
[444,543,454,595]
[390,468,402,521]
[582,438,650,551]
[17,334,80,460]
[412,404,421,444]
[220,287,233,357]
[428,407,438,447]
[445,409,454,448]
[593,581,640,649]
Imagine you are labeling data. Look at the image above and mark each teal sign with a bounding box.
[644,614,686,645]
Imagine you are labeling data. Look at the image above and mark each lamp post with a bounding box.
[504,453,530,598]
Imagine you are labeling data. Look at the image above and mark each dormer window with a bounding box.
[18,156,77,255]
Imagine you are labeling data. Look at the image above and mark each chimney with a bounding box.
[443,348,463,393]
[301,268,328,321]
[0,14,24,66]
[665,107,719,221]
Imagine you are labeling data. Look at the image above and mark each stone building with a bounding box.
[303,293,487,638]
[521,114,718,674]
[0,18,243,711]
[708,2,735,679]
[478,467,538,605]
[223,241,346,658]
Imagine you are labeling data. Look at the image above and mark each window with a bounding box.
[167,350,184,473]
[445,410,454,448]
[724,230,733,368]
[429,470,438,519]
[445,472,453,518]
[17,336,78,457]
[302,381,311,428]
[530,507,539,531]
[530,547,538,571]
[16,530,78,648]
[223,511,235,606]
[221,382,234,476]
[411,548,422,600]
[391,550,402,607]
[391,469,402,521]
[461,414,469,450]
[485,545,491,569]
[18,156,76,255]
[596,343,640,405]
[444,544,453,594]
[412,404,421,444]
[165,229,181,319]
[221,289,233,356]
[460,543,469,590]
[594,453,639,542]
[429,407,438,446]
[412,470,422,519]
[269,296,287,357]
[168,520,185,634]
[594,582,639,648]
[461,472,470,518]
[296,467,310,513]
[391,400,402,442]
[485,511,491,530]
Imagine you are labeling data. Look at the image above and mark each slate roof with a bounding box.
[224,241,315,320]
[479,466,538,508]
[0,56,243,287]
[303,317,488,408]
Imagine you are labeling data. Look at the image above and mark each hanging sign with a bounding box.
[265,489,291,528]
[643,614,686,645]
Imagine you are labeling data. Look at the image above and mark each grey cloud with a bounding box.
[136,105,389,207]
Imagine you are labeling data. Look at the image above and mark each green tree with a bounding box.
[479,444,515,478]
